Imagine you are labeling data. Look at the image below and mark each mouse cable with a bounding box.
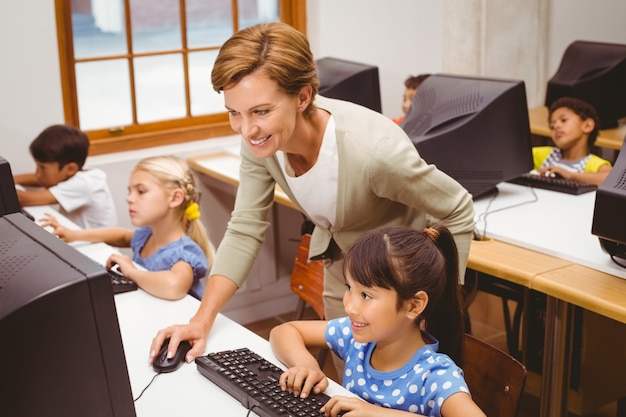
[246,403,261,417]
[474,186,538,240]
[133,371,162,402]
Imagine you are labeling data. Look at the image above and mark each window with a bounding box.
[55,0,307,155]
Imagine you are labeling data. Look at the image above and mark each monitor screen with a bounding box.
[0,156,20,216]
[316,57,382,113]
[0,212,136,417]
[401,74,533,198]
[545,40,626,129]
[592,140,626,260]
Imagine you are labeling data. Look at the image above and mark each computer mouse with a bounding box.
[152,338,192,373]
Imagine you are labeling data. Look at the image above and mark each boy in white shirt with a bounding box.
[14,124,117,229]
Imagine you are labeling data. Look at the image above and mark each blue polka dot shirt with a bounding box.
[326,317,469,416]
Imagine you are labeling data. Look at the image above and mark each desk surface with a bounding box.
[473,182,626,280]
[529,106,626,150]
[114,291,351,416]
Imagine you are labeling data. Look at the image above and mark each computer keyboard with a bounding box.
[508,172,597,195]
[195,347,332,417]
[107,268,138,294]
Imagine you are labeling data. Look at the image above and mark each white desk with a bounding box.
[473,182,626,280]
[114,291,351,416]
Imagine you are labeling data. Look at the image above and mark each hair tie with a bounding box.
[424,227,439,243]
[185,202,200,221]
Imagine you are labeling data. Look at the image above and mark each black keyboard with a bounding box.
[107,268,138,294]
[195,347,331,417]
[508,173,597,195]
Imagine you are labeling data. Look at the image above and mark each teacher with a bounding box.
[150,22,474,364]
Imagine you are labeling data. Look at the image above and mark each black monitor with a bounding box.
[316,57,382,113]
[0,156,20,216]
[0,212,136,416]
[401,74,533,198]
[592,140,626,260]
[545,40,626,129]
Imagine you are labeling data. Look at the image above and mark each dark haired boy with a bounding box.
[533,97,612,185]
[14,124,117,228]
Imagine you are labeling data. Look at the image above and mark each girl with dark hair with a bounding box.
[269,225,485,417]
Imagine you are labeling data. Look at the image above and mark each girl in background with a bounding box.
[270,225,485,417]
[42,155,214,301]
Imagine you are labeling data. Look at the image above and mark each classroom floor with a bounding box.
[242,291,617,417]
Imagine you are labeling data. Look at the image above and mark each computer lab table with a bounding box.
[472,182,626,417]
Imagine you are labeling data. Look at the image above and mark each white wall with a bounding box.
[0,1,65,175]
[547,0,626,76]
[307,1,443,120]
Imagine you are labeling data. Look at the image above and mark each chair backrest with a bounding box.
[290,233,325,319]
[463,333,527,417]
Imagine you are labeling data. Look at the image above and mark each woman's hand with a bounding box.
[280,365,329,399]
[149,320,210,365]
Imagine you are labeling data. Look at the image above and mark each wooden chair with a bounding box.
[463,333,527,417]
[289,233,328,366]
[290,233,326,321]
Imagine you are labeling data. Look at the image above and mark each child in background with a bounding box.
[535,96,612,185]
[41,155,215,301]
[392,74,431,124]
[270,225,485,417]
[14,124,117,229]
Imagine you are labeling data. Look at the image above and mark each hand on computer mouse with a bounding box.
[152,338,192,373]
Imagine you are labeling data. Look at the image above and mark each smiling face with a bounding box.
[126,169,174,227]
[342,272,416,345]
[223,72,302,159]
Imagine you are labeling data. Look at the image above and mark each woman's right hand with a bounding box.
[149,321,209,364]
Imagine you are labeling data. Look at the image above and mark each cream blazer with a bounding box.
[210,96,475,287]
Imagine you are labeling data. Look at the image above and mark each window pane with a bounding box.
[76,60,132,130]
[186,0,233,48]
[134,54,186,123]
[130,0,182,53]
[72,3,127,58]
[238,0,279,28]
[189,51,225,115]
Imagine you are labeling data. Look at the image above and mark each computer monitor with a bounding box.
[401,74,533,198]
[545,40,626,129]
[0,212,136,417]
[592,140,626,260]
[316,57,382,113]
[0,156,20,216]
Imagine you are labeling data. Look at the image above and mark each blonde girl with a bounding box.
[42,155,215,301]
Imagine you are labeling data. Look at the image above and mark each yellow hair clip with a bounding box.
[185,202,201,221]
